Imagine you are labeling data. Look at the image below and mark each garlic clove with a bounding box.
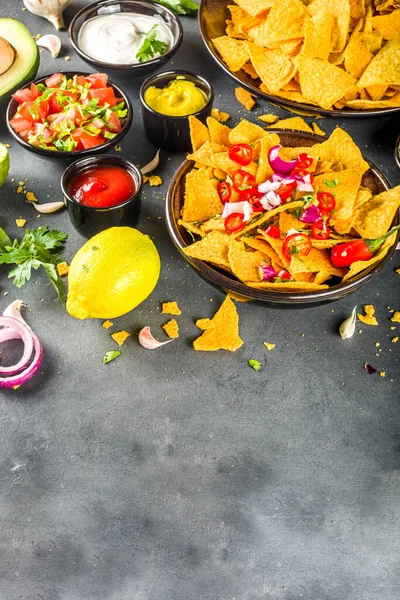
[36,34,61,58]
[141,149,160,175]
[339,305,357,340]
[23,0,72,30]
[33,201,65,214]
[138,326,173,349]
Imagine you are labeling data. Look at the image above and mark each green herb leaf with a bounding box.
[0,228,11,250]
[136,25,168,63]
[248,359,262,372]
[156,0,198,15]
[323,178,339,188]
[104,350,121,364]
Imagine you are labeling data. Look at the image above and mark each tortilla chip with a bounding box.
[249,0,308,47]
[189,115,210,152]
[162,302,182,315]
[312,122,326,136]
[314,169,363,232]
[236,200,304,238]
[308,0,350,53]
[352,185,400,238]
[241,236,273,258]
[228,239,265,281]
[361,29,383,54]
[212,36,250,72]
[358,41,400,87]
[183,230,231,271]
[181,167,223,223]
[311,238,358,249]
[344,93,400,108]
[211,108,230,123]
[241,62,260,79]
[365,84,388,101]
[246,43,297,93]
[314,271,333,284]
[196,318,214,330]
[212,151,258,177]
[200,217,226,234]
[344,32,373,79]
[258,113,279,124]
[296,55,358,110]
[371,9,400,42]
[162,319,179,338]
[228,119,268,144]
[350,0,365,20]
[301,12,335,60]
[268,116,313,132]
[311,127,370,175]
[187,141,227,169]
[247,281,329,291]
[273,88,320,106]
[111,330,130,346]
[235,86,256,110]
[342,240,393,282]
[235,0,273,17]
[206,117,231,146]
[193,296,243,351]
[249,236,284,266]
[178,219,203,237]
[290,247,347,277]
[256,232,291,267]
[255,132,281,183]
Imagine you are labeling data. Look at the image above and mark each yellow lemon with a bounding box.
[66,227,160,320]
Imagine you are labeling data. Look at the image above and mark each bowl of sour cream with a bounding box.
[69,0,183,76]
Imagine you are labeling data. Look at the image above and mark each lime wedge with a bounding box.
[0,143,10,187]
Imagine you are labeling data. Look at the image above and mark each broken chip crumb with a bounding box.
[114,146,121,152]
[149,175,162,186]
[15,219,26,227]
[375,342,380,347]
[391,311,400,323]
[16,186,24,194]
[25,191,37,202]
[195,318,214,330]
[392,337,399,343]
[264,342,276,351]
[211,108,230,123]
[379,371,386,378]
[162,319,179,338]
[357,305,378,326]
[102,320,113,329]
[56,262,69,276]
[235,87,256,110]
[396,269,400,275]
[65,56,71,61]
[258,114,279,124]
[162,301,181,315]
[111,330,131,346]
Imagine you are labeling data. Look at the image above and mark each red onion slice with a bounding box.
[300,205,320,223]
[268,145,297,175]
[0,316,34,374]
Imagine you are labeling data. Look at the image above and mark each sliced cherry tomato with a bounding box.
[265,225,280,239]
[282,232,312,261]
[12,88,35,104]
[217,181,232,204]
[276,180,296,202]
[296,152,313,169]
[276,269,291,280]
[232,169,256,193]
[224,212,245,233]
[45,73,64,88]
[292,167,314,184]
[311,219,331,240]
[89,87,116,107]
[317,192,336,212]
[229,143,252,166]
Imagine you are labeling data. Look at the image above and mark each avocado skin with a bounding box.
[0,18,40,107]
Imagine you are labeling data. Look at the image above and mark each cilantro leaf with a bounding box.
[156,0,198,14]
[104,350,121,364]
[0,228,12,250]
[248,359,262,372]
[136,25,168,63]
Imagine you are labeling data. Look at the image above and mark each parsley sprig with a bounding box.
[0,226,67,301]
[156,0,198,14]
[136,25,168,63]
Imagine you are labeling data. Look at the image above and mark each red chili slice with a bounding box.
[265,225,280,239]
[232,169,256,192]
[224,212,245,233]
[276,269,291,280]
[296,152,313,169]
[311,219,331,240]
[239,186,262,202]
[292,168,314,184]
[217,181,232,204]
[317,192,336,212]
[229,143,253,166]
[282,232,312,261]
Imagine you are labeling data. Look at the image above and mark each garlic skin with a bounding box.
[36,34,61,57]
[339,306,357,340]
[141,149,160,175]
[23,0,72,30]
[138,326,172,350]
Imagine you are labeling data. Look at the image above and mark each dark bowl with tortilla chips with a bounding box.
[166,128,399,305]
[199,0,400,117]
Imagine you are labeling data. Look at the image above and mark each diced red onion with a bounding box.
[259,264,276,281]
[222,200,253,222]
[268,145,297,175]
[260,190,281,211]
[300,204,320,223]
[258,180,281,194]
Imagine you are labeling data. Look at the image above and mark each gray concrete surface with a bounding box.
[0,2,399,599]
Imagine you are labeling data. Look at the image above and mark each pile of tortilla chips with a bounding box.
[212,0,400,110]
[178,115,400,293]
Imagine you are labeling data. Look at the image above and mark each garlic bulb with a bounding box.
[339,306,357,340]
[23,0,72,31]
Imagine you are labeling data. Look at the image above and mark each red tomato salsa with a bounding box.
[9,73,127,152]
[70,166,135,208]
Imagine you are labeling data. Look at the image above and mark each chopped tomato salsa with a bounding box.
[10,73,127,152]
[70,166,135,208]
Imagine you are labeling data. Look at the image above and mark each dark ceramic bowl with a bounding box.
[61,154,142,238]
[140,70,214,151]
[166,130,399,305]
[198,0,400,118]
[6,71,132,160]
[69,0,183,77]
[395,135,400,169]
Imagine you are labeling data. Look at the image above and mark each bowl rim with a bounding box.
[165,129,400,304]
[6,71,133,159]
[68,0,183,71]
[61,153,143,212]
[395,135,400,169]
[139,69,214,120]
[198,0,400,119]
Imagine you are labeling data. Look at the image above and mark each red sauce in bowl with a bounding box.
[70,165,135,208]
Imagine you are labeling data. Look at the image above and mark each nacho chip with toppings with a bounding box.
[183,230,231,271]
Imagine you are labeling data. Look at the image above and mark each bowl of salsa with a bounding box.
[61,154,142,238]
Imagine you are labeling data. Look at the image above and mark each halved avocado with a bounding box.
[0,18,39,102]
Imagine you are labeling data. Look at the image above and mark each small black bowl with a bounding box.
[395,135,400,169]
[69,0,183,78]
[140,70,214,152]
[61,154,142,239]
[6,71,132,160]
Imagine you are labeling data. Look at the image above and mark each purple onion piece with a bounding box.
[364,362,377,374]
[259,264,277,281]
[300,204,320,223]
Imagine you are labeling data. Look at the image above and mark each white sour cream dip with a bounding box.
[77,13,173,65]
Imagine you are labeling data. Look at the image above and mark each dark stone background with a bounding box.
[0,2,399,599]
